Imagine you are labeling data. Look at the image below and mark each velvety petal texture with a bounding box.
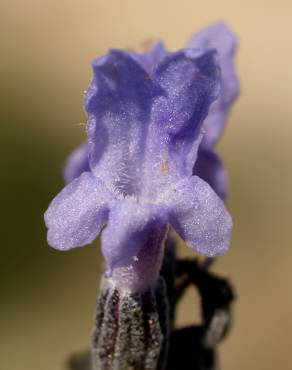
[150,49,220,178]
[86,50,163,197]
[64,23,238,201]
[102,200,168,292]
[45,172,112,250]
[166,176,232,257]
[45,23,238,292]
[86,48,220,200]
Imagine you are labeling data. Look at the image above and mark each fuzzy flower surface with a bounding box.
[64,23,238,200]
[45,37,233,292]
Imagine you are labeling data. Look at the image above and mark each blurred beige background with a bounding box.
[1,1,292,369]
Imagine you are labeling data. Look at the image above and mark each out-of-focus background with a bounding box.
[1,1,292,369]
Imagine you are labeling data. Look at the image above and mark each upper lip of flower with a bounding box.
[85,48,220,201]
[63,23,239,202]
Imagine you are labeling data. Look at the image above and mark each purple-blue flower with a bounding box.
[45,37,233,293]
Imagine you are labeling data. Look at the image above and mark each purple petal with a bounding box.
[188,22,239,147]
[166,176,232,257]
[64,143,90,184]
[44,172,112,250]
[193,149,228,200]
[101,200,168,292]
[129,41,167,74]
[151,49,221,177]
[86,50,163,196]
[63,43,166,186]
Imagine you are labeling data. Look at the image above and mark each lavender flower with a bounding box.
[45,46,232,293]
[64,22,239,200]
